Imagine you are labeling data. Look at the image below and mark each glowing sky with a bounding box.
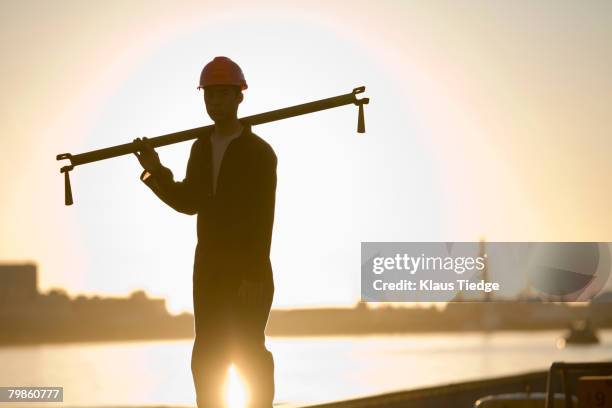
[1,0,611,313]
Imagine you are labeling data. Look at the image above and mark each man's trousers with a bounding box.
[191,272,275,408]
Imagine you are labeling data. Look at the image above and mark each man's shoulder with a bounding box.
[192,126,214,150]
[244,130,277,163]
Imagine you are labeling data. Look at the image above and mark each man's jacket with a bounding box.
[140,122,277,284]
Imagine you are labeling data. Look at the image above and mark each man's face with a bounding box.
[203,85,243,122]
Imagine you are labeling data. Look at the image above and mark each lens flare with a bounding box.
[224,363,248,408]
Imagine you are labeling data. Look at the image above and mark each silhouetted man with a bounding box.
[133,56,277,408]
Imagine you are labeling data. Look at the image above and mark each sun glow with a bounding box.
[224,364,248,408]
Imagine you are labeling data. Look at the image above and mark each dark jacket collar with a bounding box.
[200,120,252,147]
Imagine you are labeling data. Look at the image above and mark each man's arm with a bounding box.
[238,146,278,279]
[137,138,202,215]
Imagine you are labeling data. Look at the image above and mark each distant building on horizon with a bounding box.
[0,262,169,318]
[0,263,38,302]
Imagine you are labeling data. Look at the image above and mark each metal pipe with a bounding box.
[56,86,369,205]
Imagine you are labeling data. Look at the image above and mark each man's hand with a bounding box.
[133,137,162,173]
[238,279,265,308]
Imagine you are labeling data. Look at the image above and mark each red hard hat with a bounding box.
[197,56,248,91]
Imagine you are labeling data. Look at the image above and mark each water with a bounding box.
[1,331,611,407]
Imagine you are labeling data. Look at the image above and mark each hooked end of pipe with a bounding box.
[356,98,369,133]
[61,166,74,206]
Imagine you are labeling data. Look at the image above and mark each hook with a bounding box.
[60,166,74,206]
[355,98,369,133]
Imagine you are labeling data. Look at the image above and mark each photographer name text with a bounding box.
[372,279,500,293]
